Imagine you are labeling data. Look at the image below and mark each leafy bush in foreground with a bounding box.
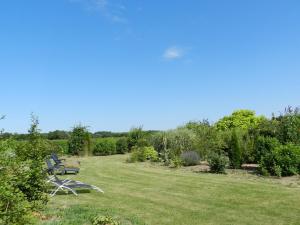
[0,117,49,224]
[180,151,200,166]
[208,152,229,174]
[0,148,34,225]
[93,139,116,156]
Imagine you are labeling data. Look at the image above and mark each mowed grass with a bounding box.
[42,155,300,225]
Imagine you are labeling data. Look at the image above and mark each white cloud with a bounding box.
[70,0,128,24]
[163,46,185,60]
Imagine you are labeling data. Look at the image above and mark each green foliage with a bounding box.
[260,143,300,176]
[127,146,158,163]
[276,107,300,145]
[0,142,34,225]
[228,130,242,168]
[0,116,49,224]
[93,131,127,138]
[68,125,91,156]
[15,116,49,207]
[127,126,149,150]
[254,136,280,163]
[170,156,183,168]
[208,151,229,174]
[185,120,228,159]
[180,151,200,166]
[92,215,120,225]
[47,130,70,140]
[116,137,129,154]
[151,128,197,164]
[216,109,265,131]
[50,139,69,154]
[93,139,117,156]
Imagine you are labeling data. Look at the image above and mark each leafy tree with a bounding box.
[68,125,91,156]
[216,110,266,131]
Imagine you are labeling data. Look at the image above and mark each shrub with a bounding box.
[142,146,158,161]
[180,151,200,166]
[92,215,120,225]
[116,137,128,154]
[127,146,158,162]
[68,125,91,156]
[127,126,148,150]
[208,151,229,174]
[185,121,225,160]
[254,136,280,162]
[260,143,300,176]
[228,130,242,168]
[276,107,300,145]
[0,116,48,224]
[170,156,183,168]
[93,139,116,156]
[0,146,34,225]
[151,128,197,163]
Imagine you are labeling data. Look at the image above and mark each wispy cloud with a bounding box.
[163,46,185,60]
[69,0,128,24]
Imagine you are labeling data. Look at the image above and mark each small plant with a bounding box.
[170,156,183,168]
[92,215,120,225]
[127,146,158,162]
[208,151,229,174]
[180,151,200,166]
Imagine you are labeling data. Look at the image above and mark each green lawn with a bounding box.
[42,155,300,225]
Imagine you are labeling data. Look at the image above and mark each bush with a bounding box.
[151,128,196,164]
[254,136,280,162]
[208,151,229,174]
[228,130,242,169]
[116,137,128,154]
[127,146,158,163]
[170,156,183,168]
[127,126,148,150]
[0,147,34,225]
[0,116,49,224]
[92,215,120,225]
[93,139,116,156]
[68,125,91,156]
[260,143,300,176]
[180,151,200,166]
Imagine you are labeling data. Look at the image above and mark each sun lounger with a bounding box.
[47,175,104,197]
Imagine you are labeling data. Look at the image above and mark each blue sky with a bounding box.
[1,0,300,133]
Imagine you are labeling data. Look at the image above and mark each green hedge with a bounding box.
[93,138,117,156]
